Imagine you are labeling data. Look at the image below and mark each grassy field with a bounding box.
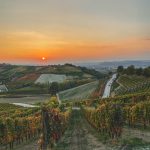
[0,94,50,104]
[58,81,99,101]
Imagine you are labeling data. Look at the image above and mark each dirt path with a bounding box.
[13,140,38,150]
[55,110,108,150]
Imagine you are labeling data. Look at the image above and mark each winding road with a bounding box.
[102,73,117,98]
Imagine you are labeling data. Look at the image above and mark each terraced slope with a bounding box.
[35,74,67,84]
[114,75,150,95]
[58,81,99,101]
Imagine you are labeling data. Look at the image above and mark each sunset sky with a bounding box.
[0,0,150,64]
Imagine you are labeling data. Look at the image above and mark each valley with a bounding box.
[0,64,150,150]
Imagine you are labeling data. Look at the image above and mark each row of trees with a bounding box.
[117,65,150,77]
[58,79,93,91]
[48,79,94,96]
[79,66,104,79]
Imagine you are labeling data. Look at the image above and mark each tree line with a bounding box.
[117,65,150,77]
[48,79,94,96]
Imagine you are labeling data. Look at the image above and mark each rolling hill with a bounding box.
[0,63,104,94]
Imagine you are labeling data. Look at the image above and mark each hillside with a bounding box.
[1,73,150,150]
[58,81,99,101]
[114,75,150,95]
[0,63,104,94]
[113,65,150,96]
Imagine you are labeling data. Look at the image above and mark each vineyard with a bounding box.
[79,91,150,149]
[39,104,71,149]
[0,98,71,150]
[82,93,150,131]
[1,74,150,149]
[114,75,150,95]
[82,103,123,139]
[0,103,41,150]
[58,81,99,101]
[0,103,21,111]
[35,74,67,84]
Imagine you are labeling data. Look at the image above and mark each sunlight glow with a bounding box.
[42,57,46,60]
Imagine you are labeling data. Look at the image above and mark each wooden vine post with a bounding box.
[41,107,50,150]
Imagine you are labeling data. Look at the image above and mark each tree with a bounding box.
[49,82,59,96]
[108,71,113,76]
[117,66,124,73]
[136,68,143,76]
[143,67,150,77]
[126,65,135,75]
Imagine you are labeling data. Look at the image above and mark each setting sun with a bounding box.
[42,57,46,60]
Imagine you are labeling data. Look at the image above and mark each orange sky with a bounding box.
[1,41,150,63]
[0,31,150,63]
[0,0,150,64]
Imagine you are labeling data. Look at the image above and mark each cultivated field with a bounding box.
[114,75,150,95]
[35,74,68,84]
[58,81,99,101]
[1,73,150,150]
[0,95,49,104]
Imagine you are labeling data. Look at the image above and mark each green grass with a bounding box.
[58,81,99,101]
[9,86,48,94]
[111,80,120,93]
[0,103,22,111]
[0,95,49,104]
